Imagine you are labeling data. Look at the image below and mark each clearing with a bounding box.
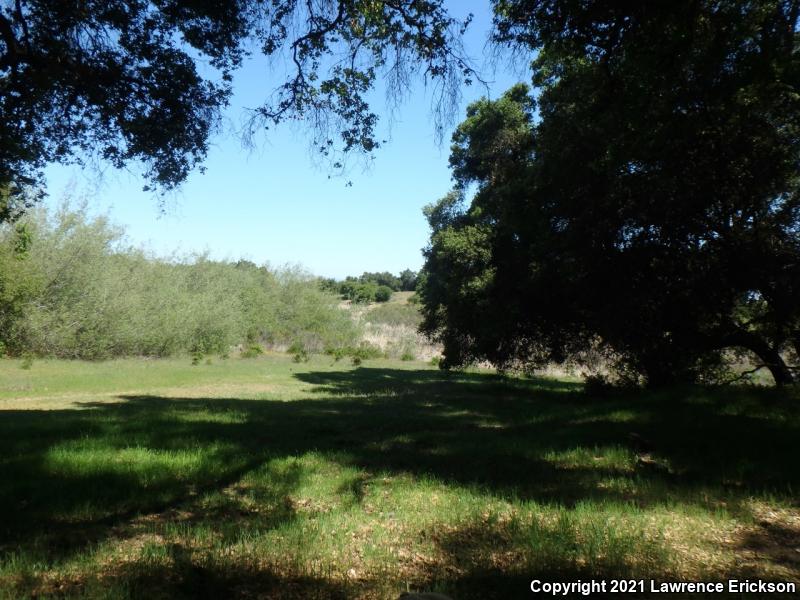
[1,354,799,599]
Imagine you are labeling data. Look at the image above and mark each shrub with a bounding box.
[324,346,348,361]
[288,341,310,362]
[286,341,305,355]
[0,203,362,359]
[359,271,401,290]
[400,351,415,361]
[241,344,264,359]
[374,285,393,302]
[325,342,384,362]
[350,342,385,361]
[271,270,362,351]
[340,279,392,303]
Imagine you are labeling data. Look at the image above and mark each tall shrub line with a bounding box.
[0,203,360,359]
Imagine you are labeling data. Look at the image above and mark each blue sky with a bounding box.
[43,2,524,279]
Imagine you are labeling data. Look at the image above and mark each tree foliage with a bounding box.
[323,268,418,302]
[0,0,474,217]
[398,268,418,291]
[420,1,800,386]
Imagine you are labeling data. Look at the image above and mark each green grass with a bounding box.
[1,355,799,599]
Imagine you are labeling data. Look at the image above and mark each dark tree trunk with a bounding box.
[725,330,795,386]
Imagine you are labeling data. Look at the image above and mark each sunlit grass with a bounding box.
[0,355,798,598]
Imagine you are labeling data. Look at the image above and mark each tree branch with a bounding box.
[0,13,20,74]
[718,364,768,386]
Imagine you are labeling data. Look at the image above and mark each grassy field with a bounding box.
[1,355,799,599]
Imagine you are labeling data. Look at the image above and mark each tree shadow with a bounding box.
[1,367,798,597]
[43,544,358,600]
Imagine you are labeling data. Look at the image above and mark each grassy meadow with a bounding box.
[1,354,799,599]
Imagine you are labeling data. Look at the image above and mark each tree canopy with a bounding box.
[0,0,474,217]
[420,0,800,386]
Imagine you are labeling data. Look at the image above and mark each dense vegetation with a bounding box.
[1,356,798,599]
[0,204,360,359]
[321,269,419,303]
[419,1,800,387]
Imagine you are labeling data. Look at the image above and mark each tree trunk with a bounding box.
[725,330,795,386]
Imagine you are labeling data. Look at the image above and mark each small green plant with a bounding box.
[351,356,362,366]
[240,344,264,359]
[191,351,203,366]
[286,341,305,355]
[287,341,310,362]
[400,351,415,361]
[430,355,441,367]
[325,346,348,361]
[20,353,34,370]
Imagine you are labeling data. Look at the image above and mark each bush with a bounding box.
[241,344,264,359]
[272,269,362,351]
[350,342,385,360]
[324,342,384,362]
[374,285,393,302]
[287,341,310,362]
[358,271,401,291]
[324,346,348,361]
[340,280,379,303]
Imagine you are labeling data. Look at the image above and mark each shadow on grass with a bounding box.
[1,367,798,598]
[77,550,357,600]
